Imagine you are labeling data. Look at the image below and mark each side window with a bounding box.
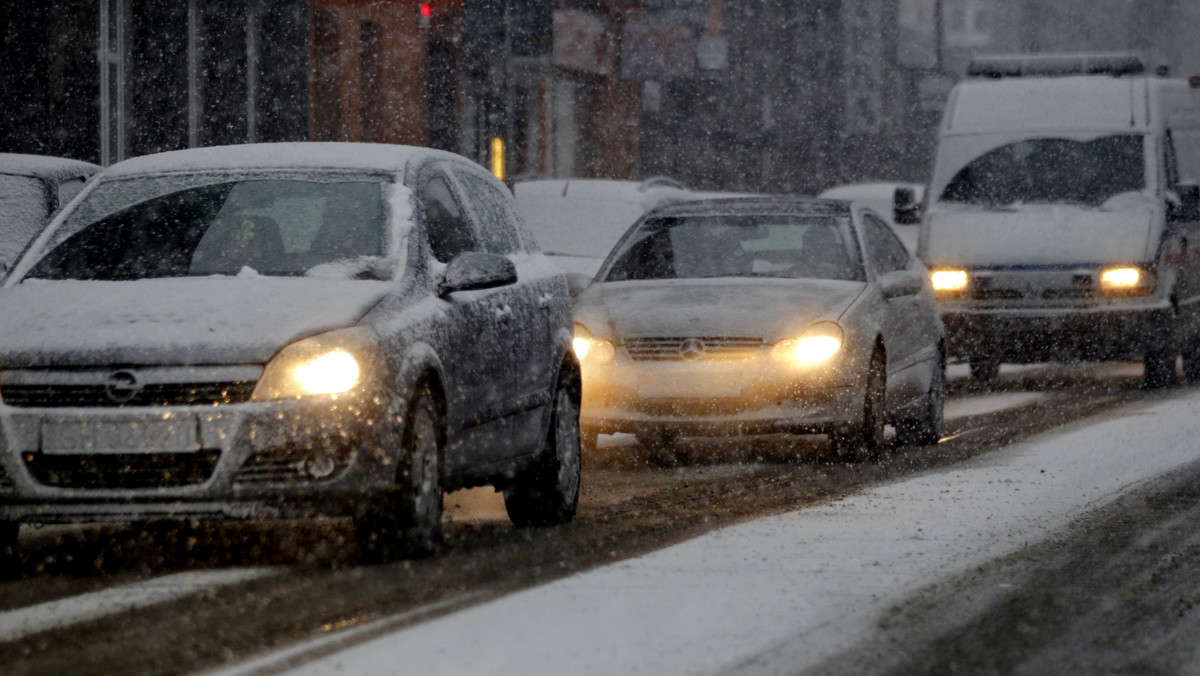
[1173,130,1200,185]
[454,169,520,254]
[421,174,479,263]
[861,214,909,275]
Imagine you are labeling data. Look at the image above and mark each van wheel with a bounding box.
[831,351,886,461]
[355,386,444,563]
[0,522,18,577]
[504,372,581,527]
[896,357,944,447]
[1144,348,1177,389]
[1183,338,1200,384]
[969,357,999,383]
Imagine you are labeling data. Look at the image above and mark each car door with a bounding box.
[448,165,557,458]
[860,210,929,406]
[416,166,516,471]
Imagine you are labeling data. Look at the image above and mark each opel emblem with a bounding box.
[105,370,141,404]
[679,338,706,360]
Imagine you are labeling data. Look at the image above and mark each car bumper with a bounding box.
[0,391,401,525]
[941,302,1175,362]
[579,358,862,438]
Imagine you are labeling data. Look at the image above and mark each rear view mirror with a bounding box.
[1171,182,1200,222]
[880,269,923,298]
[437,252,517,297]
[893,186,922,225]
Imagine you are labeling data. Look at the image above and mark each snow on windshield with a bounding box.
[601,214,863,282]
[938,135,1146,207]
[21,174,397,281]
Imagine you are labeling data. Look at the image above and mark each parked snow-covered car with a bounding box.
[0,153,100,271]
[573,197,946,460]
[0,143,579,565]
[513,177,695,290]
[818,182,925,250]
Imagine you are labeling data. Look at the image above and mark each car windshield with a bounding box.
[939,135,1145,207]
[22,175,389,281]
[600,213,863,282]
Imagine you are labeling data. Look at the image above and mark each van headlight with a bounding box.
[931,269,969,298]
[770,322,844,368]
[1099,266,1154,297]
[573,325,615,365]
[252,328,378,400]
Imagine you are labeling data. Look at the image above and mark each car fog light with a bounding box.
[304,454,338,479]
[1099,266,1154,296]
[931,269,969,297]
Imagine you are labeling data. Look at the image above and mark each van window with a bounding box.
[1172,130,1200,184]
[940,135,1145,207]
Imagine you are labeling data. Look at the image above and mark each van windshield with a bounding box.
[939,135,1145,207]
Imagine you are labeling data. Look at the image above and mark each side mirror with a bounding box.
[564,272,592,298]
[1171,182,1200,222]
[880,269,923,298]
[893,186,922,225]
[437,252,517,297]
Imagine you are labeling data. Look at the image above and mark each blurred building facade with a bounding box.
[2,0,1199,195]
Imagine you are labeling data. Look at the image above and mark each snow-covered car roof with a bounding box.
[642,195,852,218]
[0,153,100,182]
[98,142,466,178]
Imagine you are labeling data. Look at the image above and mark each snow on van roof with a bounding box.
[946,76,1148,134]
[101,142,465,177]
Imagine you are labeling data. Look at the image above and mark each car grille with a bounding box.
[625,337,762,361]
[1,382,257,408]
[23,451,220,490]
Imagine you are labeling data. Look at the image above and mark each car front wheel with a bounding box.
[896,355,944,447]
[831,351,886,462]
[504,369,581,527]
[355,385,444,563]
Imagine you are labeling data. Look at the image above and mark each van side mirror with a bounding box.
[893,186,922,225]
[1172,182,1200,222]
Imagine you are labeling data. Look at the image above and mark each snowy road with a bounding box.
[227,382,1200,675]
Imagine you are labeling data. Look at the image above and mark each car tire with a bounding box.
[0,522,18,577]
[831,351,886,461]
[1143,347,1177,389]
[355,386,444,563]
[896,355,945,447]
[504,370,582,527]
[1184,337,1200,384]
[969,357,999,383]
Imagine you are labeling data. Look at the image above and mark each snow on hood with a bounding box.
[578,278,865,340]
[922,203,1155,267]
[0,277,390,368]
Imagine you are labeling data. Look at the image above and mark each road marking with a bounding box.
[0,567,279,643]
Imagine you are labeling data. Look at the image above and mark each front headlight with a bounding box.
[770,322,844,367]
[1099,265,1154,297]
[252,328,378,401]
[573,325,615,365]
[931,269,969,298]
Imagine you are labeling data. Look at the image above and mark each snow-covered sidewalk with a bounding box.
[230,388,1200,676]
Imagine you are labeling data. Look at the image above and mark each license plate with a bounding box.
[42,417,199,455]
[638,369,743,398]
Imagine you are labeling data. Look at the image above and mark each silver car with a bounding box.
[0,143,579,564]
[573,197,945,460]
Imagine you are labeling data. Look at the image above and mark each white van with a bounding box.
[918,53,1200,386]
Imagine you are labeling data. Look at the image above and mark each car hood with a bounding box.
[577,278,865,340]
[922,204,1156,267]
[0,277,390,368]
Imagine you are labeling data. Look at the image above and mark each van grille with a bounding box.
[23,451,220,490]
[1,382,256,408]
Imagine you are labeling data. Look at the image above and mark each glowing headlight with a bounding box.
[1099,266,1153,296]
[252,328,377,400]
[573,328,615,365]
[931,269,969,296]
[770,323,844,367]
